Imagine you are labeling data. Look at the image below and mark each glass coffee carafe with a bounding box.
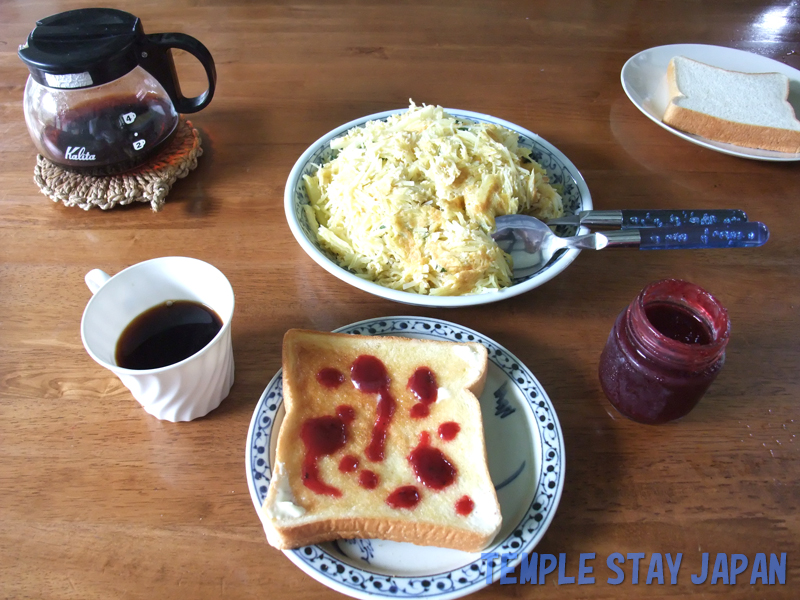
[19,8,216,175]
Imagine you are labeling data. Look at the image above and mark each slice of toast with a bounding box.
[662,55,800,153]
[261,329,502,551]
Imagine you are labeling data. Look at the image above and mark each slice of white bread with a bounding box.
[261,329,502,551]
[662,55,800,153]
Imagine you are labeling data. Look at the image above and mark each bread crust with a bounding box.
[261,329,500,552]
[663,103,800,153]
[662,57,800,153]
[266,515,492,551]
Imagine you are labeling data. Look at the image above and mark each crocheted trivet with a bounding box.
[33,118,202,211]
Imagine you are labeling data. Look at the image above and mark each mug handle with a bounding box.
[139,33,217,114]
[85,269,111,295]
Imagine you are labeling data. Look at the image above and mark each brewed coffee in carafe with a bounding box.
[41,94,175,171]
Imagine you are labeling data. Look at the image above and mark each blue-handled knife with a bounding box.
[547,209,748,229]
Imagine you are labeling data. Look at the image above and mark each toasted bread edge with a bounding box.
[266,514,497,552]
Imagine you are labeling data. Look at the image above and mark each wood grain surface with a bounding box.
[1,1,798,599]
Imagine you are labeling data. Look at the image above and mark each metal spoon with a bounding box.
[492,214,770,272]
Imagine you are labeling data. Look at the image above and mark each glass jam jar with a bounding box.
[598,279,730,424]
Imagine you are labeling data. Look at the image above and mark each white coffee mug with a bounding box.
[80,256,235,422]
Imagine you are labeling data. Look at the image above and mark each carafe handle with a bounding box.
[139,33,216,114]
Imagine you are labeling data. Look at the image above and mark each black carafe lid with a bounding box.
[18,8,143,90]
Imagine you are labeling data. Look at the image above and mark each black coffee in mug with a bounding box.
[116,300,222,370]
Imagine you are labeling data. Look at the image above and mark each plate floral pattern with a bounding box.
[245,317,565,600]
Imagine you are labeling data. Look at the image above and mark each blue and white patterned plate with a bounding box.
[245,317,565,600]
[284,108,593,307]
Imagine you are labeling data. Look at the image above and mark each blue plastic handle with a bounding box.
[639,222,769,250]
[621,209,747,229]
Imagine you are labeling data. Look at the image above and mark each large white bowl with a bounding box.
[284,108,592,307]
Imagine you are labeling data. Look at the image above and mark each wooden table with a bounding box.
[1,1,798,598]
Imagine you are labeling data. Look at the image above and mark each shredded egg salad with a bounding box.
[303,102,564,296]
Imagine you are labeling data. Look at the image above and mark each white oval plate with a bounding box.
[284,109,592,307]
[621,43,800,161]
[245,317,565,600]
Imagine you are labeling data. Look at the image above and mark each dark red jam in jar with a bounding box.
[598,279,730,425]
